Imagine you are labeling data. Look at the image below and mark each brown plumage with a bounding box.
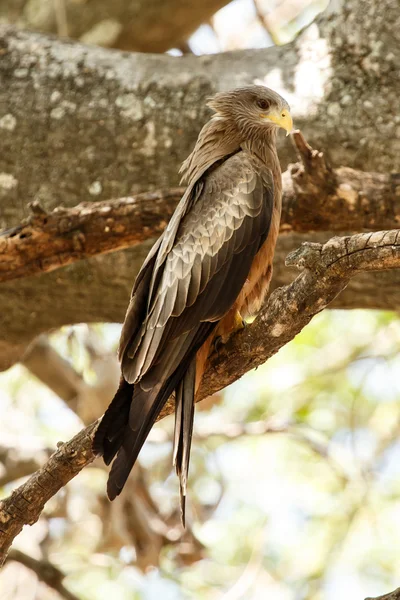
[93,86,293,524]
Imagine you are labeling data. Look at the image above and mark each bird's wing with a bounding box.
[117,182,203,364]
[120,152,275,387]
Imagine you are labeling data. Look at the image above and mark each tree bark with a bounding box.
[2,158,399,283]
[1,0,398,225]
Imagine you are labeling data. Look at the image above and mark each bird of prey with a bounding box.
[93,85,293,523]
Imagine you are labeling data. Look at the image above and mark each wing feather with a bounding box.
[121,152,274,385]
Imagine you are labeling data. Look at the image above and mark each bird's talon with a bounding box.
[214,335,223,353]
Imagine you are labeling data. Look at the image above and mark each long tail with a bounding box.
[93,324,215,520]
[173,358,196,526]
[93,362,197,521]
[93,377,133,466]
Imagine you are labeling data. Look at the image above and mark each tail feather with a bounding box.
[173,359,196,526]
[95,322,216,514]
[93,377,133,465]
[107,375,177,500]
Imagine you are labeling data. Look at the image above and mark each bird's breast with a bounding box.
[237,202,281,317]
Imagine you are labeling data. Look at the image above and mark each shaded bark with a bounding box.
[1,227,400,563]
[1,0,399,228]
[0,191,182,282]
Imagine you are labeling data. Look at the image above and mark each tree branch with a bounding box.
[7,548,81,600]
[22,335,120,423]
[366,589,400,600]
[0,422,97,566]
[1,227,400,563]
[0,190,182,282]
[1,134,399,282]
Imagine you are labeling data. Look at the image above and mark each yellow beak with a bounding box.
[264,109,293,136]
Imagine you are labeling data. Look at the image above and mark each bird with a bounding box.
[93,85,293,524]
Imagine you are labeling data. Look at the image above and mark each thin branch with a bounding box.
[22,336,88,414]
[1,145,399,282]
[1,227,400,562]
[366,589,400,600]
[22,335,119,423]
[0,422,97,565]
[7,548,81,600]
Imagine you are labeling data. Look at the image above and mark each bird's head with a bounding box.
[207,85,293,137]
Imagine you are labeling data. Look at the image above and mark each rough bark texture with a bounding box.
[0,421,98,565]
[2,158,399,283]
[1,227,399,564]
[1,0,398,222]
[0,134,399,370]
[0,0,231,52]
[0,191,182,282]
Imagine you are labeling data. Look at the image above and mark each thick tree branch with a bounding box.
[0,190,182,282]
[1,228,400,563]
[1,133,399,282]
[1,2,398,231]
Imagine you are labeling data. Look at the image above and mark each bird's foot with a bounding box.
[213,311,246,353]
[233,310,247,333]
[214,335,223,354]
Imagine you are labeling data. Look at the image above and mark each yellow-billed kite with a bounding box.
[93,86,293,523]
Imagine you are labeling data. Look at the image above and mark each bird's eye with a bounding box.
[257,99,270,110]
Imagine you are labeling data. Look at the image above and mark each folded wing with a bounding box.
[97,152,275,507]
